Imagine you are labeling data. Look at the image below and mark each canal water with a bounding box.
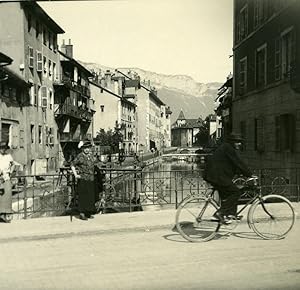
[138,157,207,210]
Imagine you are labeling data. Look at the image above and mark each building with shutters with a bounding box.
[54,41,95,164]
[90,70,137,154]
[232,0,300,171]
[0,1,64,174]
[0,52,31,170]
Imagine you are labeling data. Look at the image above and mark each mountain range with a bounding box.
[81,61,222,123]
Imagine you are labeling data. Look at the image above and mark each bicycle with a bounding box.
[175,176,295,242]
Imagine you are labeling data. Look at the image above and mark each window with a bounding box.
[43,56,47,75]
[41,86,47,108]
[53,35,57,52]
[20,129,24,148]
[49,127,54,144]
[43,28,47,46]
[28,46,34,69]
[48,31,52,50]
[30,124,35,144]
[28,13,32,32]
[38,125,42,144]
[274,37,281,80]
[52,62,56,81]
[30,85,38,106]
[36,20,40,38]
[34,84,38,106]
[275,114,295,152]
[49,89,53,110]
[48,60,52,77]
[256,44,267,87]
[36,51,43,72]
[1,123,10,144]
[254,0,268,28]
[281,28,296,78]
[100,105,104,112]
[254,118,265,152]
[237,5,248,42]
[239,57,247,95]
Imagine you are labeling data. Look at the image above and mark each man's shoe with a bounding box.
[227,215,243,221]
[79,213,88,221]
[212,211,226,223]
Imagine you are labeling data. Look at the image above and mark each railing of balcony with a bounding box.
[54,103,93,121]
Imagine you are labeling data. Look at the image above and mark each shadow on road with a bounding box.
[161,225,230,243]
[162,224,268,243]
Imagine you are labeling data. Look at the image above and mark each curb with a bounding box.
[0,223,175,244]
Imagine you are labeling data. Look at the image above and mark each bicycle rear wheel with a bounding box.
[175,196,220,242]
[248,194,295,240]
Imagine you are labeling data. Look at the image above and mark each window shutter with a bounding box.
[41,86,47,108]
[275,37,281,80]
[37,51,43,72]
[28,46,34,68]
[20,129,25,148]
[12,124,19,149]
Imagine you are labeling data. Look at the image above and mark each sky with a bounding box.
[40,0,233,83]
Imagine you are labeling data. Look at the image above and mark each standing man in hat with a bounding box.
[71,141,96,220]
[203,133,253,224]
[0,141,15,223]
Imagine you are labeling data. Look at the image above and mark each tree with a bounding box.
[95,127,123,153]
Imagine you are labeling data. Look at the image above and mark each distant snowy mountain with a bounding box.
[81,61,222,123]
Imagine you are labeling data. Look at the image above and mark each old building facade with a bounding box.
[54,41,94,164]
[0,53,31,169]
[171,110,204,148]
[0,2,64,174]
[91,70,137,154]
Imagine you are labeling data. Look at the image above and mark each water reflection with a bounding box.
[140,159,207,207]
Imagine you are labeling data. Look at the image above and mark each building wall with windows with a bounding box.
[90,82,119,137]
[0,65,31,168]
[0,2,64,174]
[233,0,300,170]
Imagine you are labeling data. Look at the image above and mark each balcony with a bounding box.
[59,132,81,142]
[54,103,93,122]
[54,76,91,97]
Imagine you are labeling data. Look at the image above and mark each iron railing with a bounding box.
[11,156,300,219]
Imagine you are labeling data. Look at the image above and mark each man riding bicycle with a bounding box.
[203,133,253,224]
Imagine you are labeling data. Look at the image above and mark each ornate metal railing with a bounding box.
[11,157,300,219]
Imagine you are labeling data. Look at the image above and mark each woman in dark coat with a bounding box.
[71,141,96,220]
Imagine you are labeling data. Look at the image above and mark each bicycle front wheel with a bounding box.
[249,194,295,240]
[175,196,220,242]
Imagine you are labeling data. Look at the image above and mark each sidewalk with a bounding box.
[0,202,299,243]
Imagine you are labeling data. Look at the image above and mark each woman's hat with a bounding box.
[0,141,9,149]
[78,140,93,149]
[227,133,244,142]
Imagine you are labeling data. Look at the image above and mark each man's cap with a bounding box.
[78,140,93,149]
[0,141,9,149]
[227,133,244,142]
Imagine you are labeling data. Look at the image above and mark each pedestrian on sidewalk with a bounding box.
[0,141,15,223]
[71,141,96,220]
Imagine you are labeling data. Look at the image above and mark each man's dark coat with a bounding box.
[203,142,252,186]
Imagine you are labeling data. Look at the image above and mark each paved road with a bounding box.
[1,221,300,290]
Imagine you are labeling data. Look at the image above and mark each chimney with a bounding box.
[65,39,73,58]
[60,39,66,54]
[105,70,112,89]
